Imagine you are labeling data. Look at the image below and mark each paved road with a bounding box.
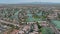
[0,20,20,27]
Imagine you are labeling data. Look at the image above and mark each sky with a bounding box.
[0,0,60,4]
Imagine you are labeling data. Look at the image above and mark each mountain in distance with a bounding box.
[0,2,60,4]
[17,2,60,4]
[0,2,60,8]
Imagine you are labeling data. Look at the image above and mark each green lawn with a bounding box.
[52,20,60,29]
[41,27,54,34]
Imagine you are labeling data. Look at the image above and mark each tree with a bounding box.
[37,22,42,32]
[57,13,60,20]
[15,26,19,30]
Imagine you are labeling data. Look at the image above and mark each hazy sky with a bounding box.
[0,0,60,4]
